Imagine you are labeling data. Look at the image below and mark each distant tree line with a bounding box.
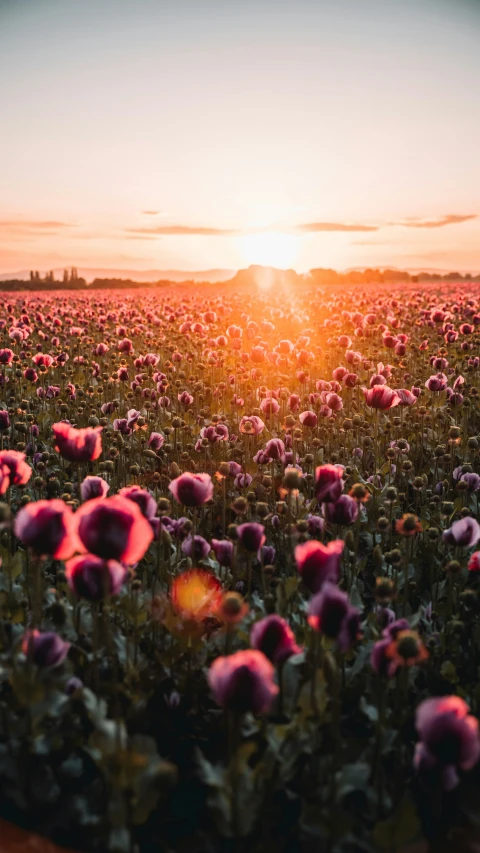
[0,267,478,291]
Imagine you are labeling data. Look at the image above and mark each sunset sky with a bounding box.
[1,0,479,276]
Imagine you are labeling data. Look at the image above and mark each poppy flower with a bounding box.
[363,386,401,409]
[211,539,234,567]
[239,415,265,435]
[119,485,157,519]
[314,464,344,503]
[208,649,278,714]
[22,630,70,668]
[236,522,266,552]
[308,582,361,651]
[216,591,249,624]
[168,472,214,506]
[75,495,153,563]
[65,554,127,600]
[322,495,358,525]
[171,569,222,620]
[295,539,344,593]
[443,517,480,548]
[385,629,428,675]
[250,615,301,665]
[396,514,422,536]
[52,422,102,462]
[0,450,32,492]
[414,696,480,790]
[468,552,480,573]
[14,499,79,559]
[80,475,110,501]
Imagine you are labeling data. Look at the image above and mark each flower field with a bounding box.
[0,279,479,852]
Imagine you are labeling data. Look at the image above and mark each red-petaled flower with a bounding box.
[0,450,32,493]
[53,422,102,462]
[75,495,153,563]
[14,499,79,559]
[363,386,401,409]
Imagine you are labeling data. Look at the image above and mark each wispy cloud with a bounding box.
[391,214,477,229]
[142,210,161,215]
[295,222,379,233]
[126,225,239,236]
[0,220,75,237]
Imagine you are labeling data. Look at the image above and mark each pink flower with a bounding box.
[80,475,110,501]
[119,485,157,519]
[295,539,344,593]
[53,422,102,462]
[299,410,318,427]
[363,386,401,409]
[208,649,278,714]
[75,495,153,563]
[443,517,480,548]
[148,431,165,451]
[239,415,265,435]
[314,464,344,503]
[395,388,417,406]
[0,450,32,493]
[414,696,480,790]
[308,582,361,651]
[65,554,127,600]
[14,499,79,559]
[237,522,266,552]
[250,615,301,664]
[168,472,214,507]
[323,495,358,525]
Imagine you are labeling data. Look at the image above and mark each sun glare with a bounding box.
[239,230,299,269]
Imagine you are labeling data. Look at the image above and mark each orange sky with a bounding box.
[1,0,479,275]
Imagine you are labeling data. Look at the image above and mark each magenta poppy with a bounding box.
[250,615,301,665]
[208,649,278,714]
[314,464,344,503]
[53,422,102,462]
[295,539,344,592]
[168,472,214,506]
[65,554,126,600]
[75,495,154,563]
[14,499,79,559]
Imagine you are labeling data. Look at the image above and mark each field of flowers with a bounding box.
[0,279,479,852]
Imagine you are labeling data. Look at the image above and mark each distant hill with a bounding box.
[0,267,235,284]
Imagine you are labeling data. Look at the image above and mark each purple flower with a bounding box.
[295,539,344,593]
[443,517,480,548]
[237,522,266,552]
[181,534,211,561]
[322,495,358,525]
[314,464,344,503]
[208,649,278,714]
[414,696,480,790]
[168,472,214,507]
[66,555,127,600]
[80,475,110,501]
[148,431,165,451]
[260,545,276,565]
[308,582,361,651]
[119,485,157,520]
[22,630,70,668]
[211,539,234,567]
[250,615,301,665]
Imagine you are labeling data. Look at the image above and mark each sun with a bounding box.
[239,230,299,269]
